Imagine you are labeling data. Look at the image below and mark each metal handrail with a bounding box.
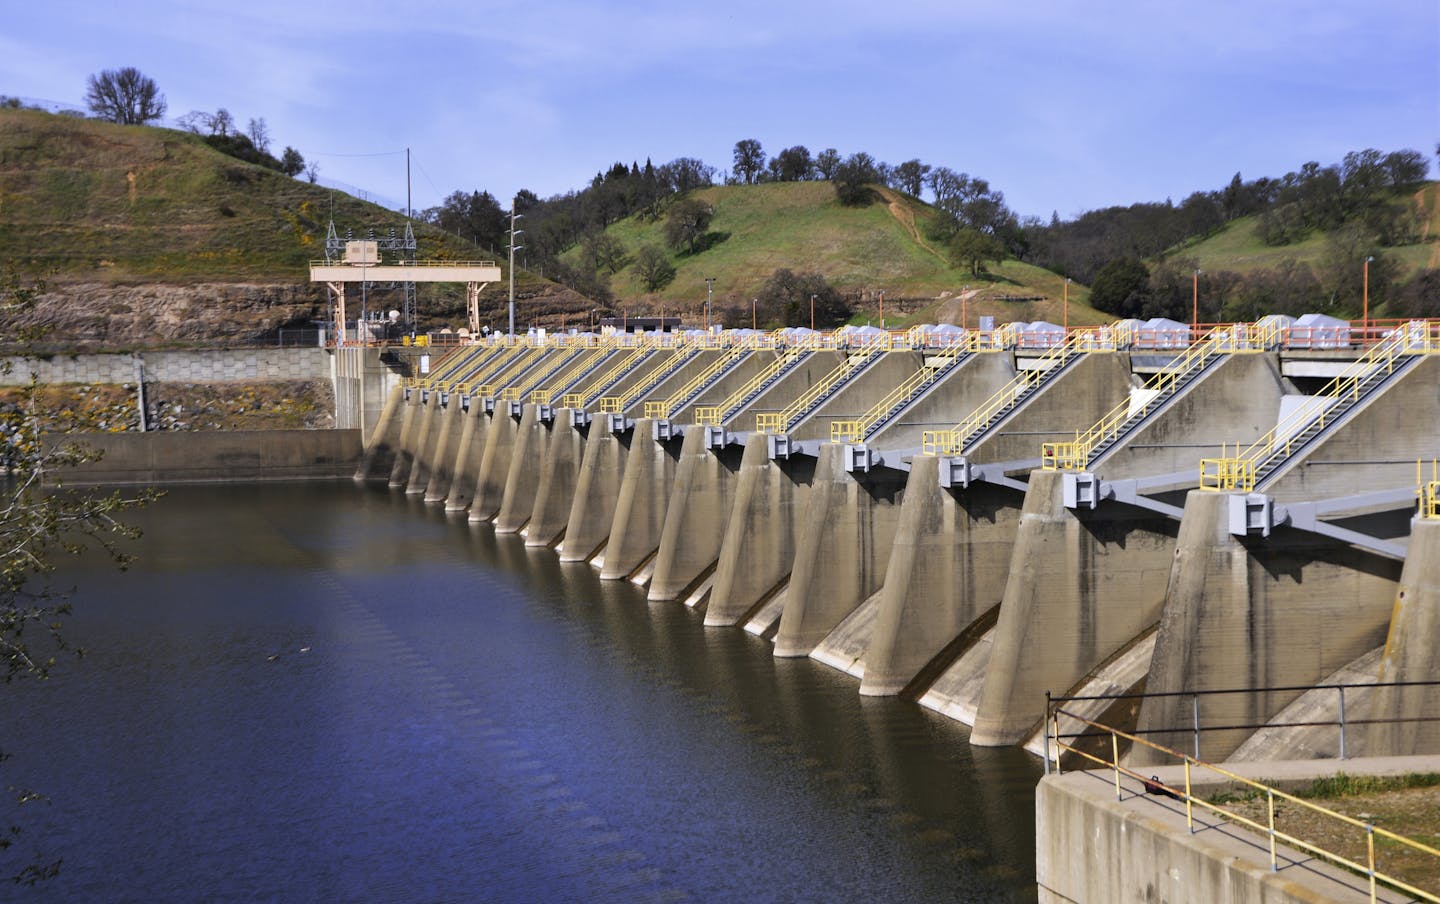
[571,347,649,409]
[529,347,609,405]
[1046,707,1440,904]
[695,349,806,426]
[499,346,587,402]
[922,328,1109,456]
[597,346,702,412]
[416,343,511,391]
[1041,326,1255,471]
[1199,324,1436,491]
[831,343,967,443]
[757,345,884,433]
[644,348,748,420]
[461,345,543,395]
[1420,460,1440,520]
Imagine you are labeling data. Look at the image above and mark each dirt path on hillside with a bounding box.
[877,187,948,263]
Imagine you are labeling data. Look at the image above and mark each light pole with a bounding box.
[1063,278,1070,334]
[1192,269,1202,331]
[507,200,524,341]
[1362,255,1374,340]
[751,298,757,332]
[879,290,885,329]
[810,294,816,332]
[704,277,716,331]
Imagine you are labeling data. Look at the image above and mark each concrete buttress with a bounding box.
[705,439,815,627]
[1366,517,1440,756]
[422,396,465,504]
[494,404,547,533]
[970,470,1179,746]
[1132,490,1401,765]
[387,393,420,487]
[774,444,906,658]
[601,419,681,580]
[355,384,403,481]
[525,412,587,548]
[559,424,631,563]
[444,404,488,513]
[470,404,521,522]
[648,427,745,602]
[404,396,441,494]
[860,458,1023,696]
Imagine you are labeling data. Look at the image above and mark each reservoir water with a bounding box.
[1,483,1041,902]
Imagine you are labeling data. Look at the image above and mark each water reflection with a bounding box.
[1,482,1040,903]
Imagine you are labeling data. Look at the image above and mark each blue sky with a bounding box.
[4,0,1436,220]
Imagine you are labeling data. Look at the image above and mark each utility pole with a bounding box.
[705,277,716,330]
[508,199,524,340]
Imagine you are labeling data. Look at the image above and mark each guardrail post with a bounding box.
[1192,694,1201,761]
[1367,824,1376,902]
[1267,788,1278,871]
[1043,692,1052,775]
[1184,759,1194,832]
[1112,732,1122,801]
[1338,686,1348,760]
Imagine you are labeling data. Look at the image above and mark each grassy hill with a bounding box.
[0,108,589,340]
[565,182,1109,328]
[1175,182,1439,278]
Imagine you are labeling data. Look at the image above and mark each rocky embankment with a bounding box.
[12,282,326,349]
[0,381,335,433]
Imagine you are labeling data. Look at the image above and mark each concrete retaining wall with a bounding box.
[4,349,331,385]
[44,429,363,485]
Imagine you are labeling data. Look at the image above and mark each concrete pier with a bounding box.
[494,403,547,533]
[559,425,631,564]
[970,470,1180,746]
[648,427,746,603]
[1366,518,1440,756]
[774,445,907,658]
[387,392,421,488]
[444,402,489,513]
[525,411,587,548]
[705,440,816,626]
[354,384,404,482]
[600,418,681,580]
[404,395,442,494]
[1132,490,1401,765]
[470,402,522,522]
[422,395,466,504]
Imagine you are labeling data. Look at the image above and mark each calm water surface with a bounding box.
[1,483,1041,902]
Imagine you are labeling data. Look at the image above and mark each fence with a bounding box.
[1046,692,1440,903]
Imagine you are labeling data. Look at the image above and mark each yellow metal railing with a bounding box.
[596,347,699,413]
[757,345,884,433]
[500,346,586,403]
[461,345,543,394]
[1049,709,1440,904]
[832,344,967,443]
[923,328,1114,456]
[439,343,523,393]
[1042,326,1256,472]
[411,344,493,390]
[528,347,608,405]
[569,347,648,410]
[695,350,805,426]
[1420,460,1440,520]
[1199,324,1434,490]
[644,348,747,420]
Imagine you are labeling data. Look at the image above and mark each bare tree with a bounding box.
[84,67,167,125]
[246,117,271,154]
[305,160,320,184]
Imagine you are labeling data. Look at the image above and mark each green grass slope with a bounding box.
[1177,182,1439,277]
[0,108,513,286]
[569,182,1109,328]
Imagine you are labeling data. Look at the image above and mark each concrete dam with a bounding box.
[353,321,1440,765]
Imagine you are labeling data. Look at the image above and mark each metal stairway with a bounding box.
[695,349,813,427]
[561,347,648,410]
[1044,325,1268,471]
[598,345,705,413]
[644,348,751,421]
[1201,323,1437,491]
[831,343,975,443]
[756,345,886,434]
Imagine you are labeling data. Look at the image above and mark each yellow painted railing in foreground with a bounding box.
[644,348,748,420]
[1200,323,1440,491]
[454,344,534,393]
[573,347,647,409]
[1048,709,1440,904]
[1040,324,1267,471]
[757,345,884,433]
[528,347,609,406]
[695,349,805,427]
